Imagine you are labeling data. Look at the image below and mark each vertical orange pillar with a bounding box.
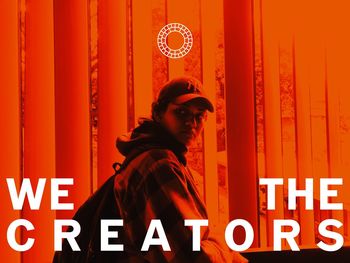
[201,0,220,226]
[166,0,186,78]
[22,0,56,261]
[324,1,345,232]
[54,0,91,219]
[132,1,153,121]
[97,0,128,187]
[22,1,55,262]
[260,0,285,246]
[0,1,21,262]
[293,0,316,245]
[252,0,269,248]
[223,0,259,246]
[167,0,200,79]
[328,2,350,220]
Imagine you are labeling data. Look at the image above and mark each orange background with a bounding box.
[1,0,350,262]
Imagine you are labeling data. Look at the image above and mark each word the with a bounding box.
[260,178,343,210]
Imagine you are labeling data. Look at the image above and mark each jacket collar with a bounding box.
[117,119,188,165]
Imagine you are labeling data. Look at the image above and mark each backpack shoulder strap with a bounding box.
[112,146,154,176]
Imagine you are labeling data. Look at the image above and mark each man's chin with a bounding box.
[177,135,196,147]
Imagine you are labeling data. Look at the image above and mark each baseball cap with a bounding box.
[156,76,214,112]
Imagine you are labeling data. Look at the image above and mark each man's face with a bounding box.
[159,101,208,146]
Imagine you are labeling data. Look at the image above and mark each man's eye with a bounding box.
[176,108,189,116]
[195,113,206,122]
[196,115,203,120]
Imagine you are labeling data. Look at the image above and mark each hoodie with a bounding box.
[116,118,187,165]
[113,119,240,263]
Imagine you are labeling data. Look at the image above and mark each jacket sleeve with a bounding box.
[121,154,247,263]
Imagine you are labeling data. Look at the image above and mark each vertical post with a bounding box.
[324,1,344,234]
[97,0,128,187]
[223,0,259,246]
[327,2,350,217]
[23,0,56,261]
[54,0,91,219]
[166,0,185,78]
[132,1,153,122]
[293,0,316,245]
[201,0,220,226]
[260,0,285,246]
[0,1,21,262]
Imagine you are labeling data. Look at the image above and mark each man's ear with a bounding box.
[154,111,162,122]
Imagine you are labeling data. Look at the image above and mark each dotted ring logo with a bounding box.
[157,23,193,59]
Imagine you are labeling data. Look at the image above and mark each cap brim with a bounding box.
[173,94,214,112]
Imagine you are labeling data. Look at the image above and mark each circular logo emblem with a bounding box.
[157,23,193,59]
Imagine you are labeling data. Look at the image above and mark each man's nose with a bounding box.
[185,116,198,127]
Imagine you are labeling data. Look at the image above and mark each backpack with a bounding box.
[53,150,144,263]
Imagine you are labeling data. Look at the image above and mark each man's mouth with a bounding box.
[181,130,195,139]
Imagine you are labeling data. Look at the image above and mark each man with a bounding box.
[114,76,247,262]
[53,76,247,263]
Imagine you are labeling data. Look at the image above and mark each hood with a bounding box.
[116,119,187,165]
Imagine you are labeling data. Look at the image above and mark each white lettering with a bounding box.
[51,178,74,210]
[274,220,300,251]
[7,219,35,251]
[141,220,170,251]
[101,220,124,251]
[184,219,208,251]
[7,178,46,210]
[225,219,254,251]
[317,219,343,251]
[54,220,81,251]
